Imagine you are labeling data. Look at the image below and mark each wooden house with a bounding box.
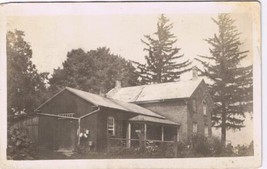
[36,87,179,152]
[37,69,213,152]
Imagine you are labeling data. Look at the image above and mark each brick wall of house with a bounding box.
[137,81,213,143]
[138,100,188,142]
[187,81,213,138]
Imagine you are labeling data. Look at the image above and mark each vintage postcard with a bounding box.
[0,1,261,169]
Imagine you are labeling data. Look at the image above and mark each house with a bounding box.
[36,70,213,152]
[36,87,179,152]
[106,74,213,143]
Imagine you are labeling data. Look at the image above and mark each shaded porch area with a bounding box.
[107,115,180,151]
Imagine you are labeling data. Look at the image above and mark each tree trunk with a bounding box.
[221,102,227,146]
[221,122,226,146]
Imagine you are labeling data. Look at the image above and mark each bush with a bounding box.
[7,128,36,160]
[235,141,254,156]
[107,136,254,158]
[186,134,234,157]
[108,141,175,158]
[187,134,214,157]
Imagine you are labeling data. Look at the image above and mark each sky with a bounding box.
[6,2,254,75]
[3,2,260,147]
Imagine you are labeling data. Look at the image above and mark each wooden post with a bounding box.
[143,123,147,149]
[174,134,178,158]
[138,124,146,150]
[126,122,131,148]
[174,126,180,157]
[139,132,143,150]
[144,123,147,140]
[177,126,180,142]
[77,119,81,145]
[161,126,164,142]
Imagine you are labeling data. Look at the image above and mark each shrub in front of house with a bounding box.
[135,141,175,158]
[186,134,254,157]
[187,134,214,157]
[185,134,233,157]
[107,141,174,158]
[106,135,253,158]
[7,128,36,160]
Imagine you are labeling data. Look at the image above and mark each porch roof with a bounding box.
[65,87,164,118]
[129,115,179,126]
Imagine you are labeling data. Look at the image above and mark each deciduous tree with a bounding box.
[49,47,138,94]
[7,30,48,120]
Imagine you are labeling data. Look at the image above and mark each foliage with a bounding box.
[49,47,138,94]
[189,134,214,156]
[195,14,253,144]
[133,14,191,84]
[108,141,175,158]
[7,128,36,160]
[7,30,49,120]
[235,141,254,156]
[176,134,236,157]
[108,135,253,158]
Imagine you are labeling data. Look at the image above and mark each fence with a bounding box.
[9,116,39,143]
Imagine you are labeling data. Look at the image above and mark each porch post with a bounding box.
[177,126,180,142]
[126,122,131,148]
[174,126,180,158]
[144,123,147,140]
[77,118,81,145]
[161,126,164,141]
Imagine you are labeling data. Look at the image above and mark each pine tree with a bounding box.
[133,14,191,84]
[196,14,253,145]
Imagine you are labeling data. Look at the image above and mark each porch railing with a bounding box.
[107,137,179,157]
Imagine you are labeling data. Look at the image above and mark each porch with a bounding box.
[107,116,180,156]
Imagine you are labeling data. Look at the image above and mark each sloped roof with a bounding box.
[129,115,179,126]
[37,87,164,119]
[106,79,204,102]
[66,87,165,118]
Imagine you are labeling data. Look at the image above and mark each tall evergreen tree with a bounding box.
[7,30,49,120]
[196,14,253,145]
[133,14,191,84]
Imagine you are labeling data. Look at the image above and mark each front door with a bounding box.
[57,119,76,150]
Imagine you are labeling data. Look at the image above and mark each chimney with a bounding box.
[115,80,122,89]
[99,87,106,97]
[99,90,106,97]
[192,66,198,80]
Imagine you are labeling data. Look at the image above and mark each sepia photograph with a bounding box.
[0,1,262,169]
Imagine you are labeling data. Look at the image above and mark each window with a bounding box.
[107,116,115,136]
[203,100,207,115]
[205,126,209,137]
[58,112,74,119]
[192,99,197,112]
[193,122,198,133]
